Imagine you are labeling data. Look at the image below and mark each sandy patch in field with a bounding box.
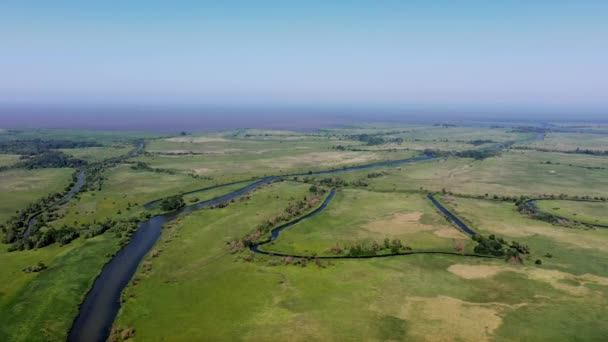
[447,264,507,279]
[448,264,608,296]
[165,136,228,143]
[193,167,213,174]
[399,296,516,342]
[363,212,434,235]
[433,228,468,239]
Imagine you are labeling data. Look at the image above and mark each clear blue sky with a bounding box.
[1,1,606,110]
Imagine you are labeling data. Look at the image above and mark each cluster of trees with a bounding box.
[160,195,185,211]
[267,255,325,268]
[367,172,386,179]
[130,161,177,175]
[516,202,582,227]
[349,134,386,145]
[318,177,348,187]
[15,150,87,169]
[514,146,608,156]
[327,238,410,257]
[435,190,606,204]
[0,138,101,155]
[541,160,606,171]
[0,174,80,245]
[22,261,47,273]
[468,139,496,146]
[9,226,80,251]
[472,234,530,262]
[510,126,549,134]
[454,149,500,160]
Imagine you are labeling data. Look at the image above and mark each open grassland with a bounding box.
[516,132,608,151]
[536,200,608,226]
[59,145,133,162]
[135,148,417,182]
[360,150,608,197]
[265,188,472,256]
[0,154,20,167]
[0,168,73,223]
[145,136,357,155]
[0,234,121,342]
[114,181,608,341]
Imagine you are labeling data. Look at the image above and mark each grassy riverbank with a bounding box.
[536,200,608,226]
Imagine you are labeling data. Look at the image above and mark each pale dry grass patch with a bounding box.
[165,136,228,143]
[433,228,469,239]
[262,151,381,169]
[448,264,608,296]
[399,295,519,342]
[362,212,434,235]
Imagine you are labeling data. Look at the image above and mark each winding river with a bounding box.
[68,134,544,341]
[68,155,436,342]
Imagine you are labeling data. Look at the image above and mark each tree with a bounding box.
[160,195,185,211]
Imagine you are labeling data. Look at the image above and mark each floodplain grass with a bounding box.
[264,188,473,256]
[536,200,608,226]
[114,181,608,341]
[0,168,73,223]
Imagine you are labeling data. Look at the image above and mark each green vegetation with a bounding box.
[160,195,185,211]
[113,181,608,341]
[1,124,607,341]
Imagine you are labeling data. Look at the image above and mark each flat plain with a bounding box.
[0,124,607,341]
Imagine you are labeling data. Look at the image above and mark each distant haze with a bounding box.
[1,103,606,132]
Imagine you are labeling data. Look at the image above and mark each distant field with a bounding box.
[266,188,472,256]
[536,200,608,226]
[0,128,161,144]
[516,132,608,152]
[0,168,73,223]
[59,145,133,162]
[0,154,20,167]
[360,150,608,197]
[136,146,417,181]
